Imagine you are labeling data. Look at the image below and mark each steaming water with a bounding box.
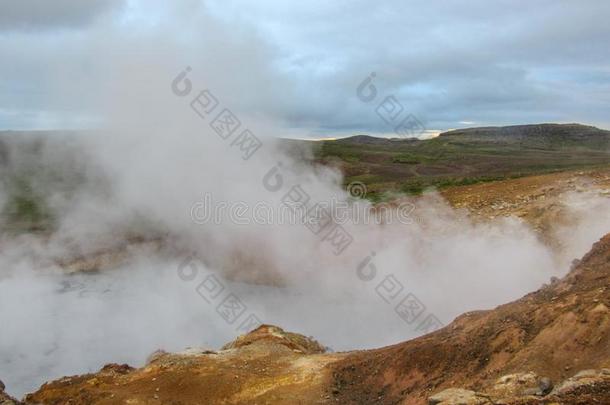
[2,188,610,397]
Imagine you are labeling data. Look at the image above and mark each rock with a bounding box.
[488,372,539,398]
[520,377,553,397]
[146,349,168,365]
[100,363,134,375]
[538,376,553,395]
[573,369,600,379]
[428,388,492,405]
[0,380,20,405]
[551,368,610,395]
[221,325,327,354]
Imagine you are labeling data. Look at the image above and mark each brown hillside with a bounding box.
[330,233,610,404]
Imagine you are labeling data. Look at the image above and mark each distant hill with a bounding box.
[437,123,610,149]
[313,123,610,199]
[334,124,610,148]
[335,135,417,145]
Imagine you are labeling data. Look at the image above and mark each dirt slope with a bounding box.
[440,167,610,244]
[329,233,610,404]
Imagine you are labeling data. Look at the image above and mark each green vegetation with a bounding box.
[1,176,54,233]
[392,153,421,164]
[400,180,426,195]
[310,124,610,200]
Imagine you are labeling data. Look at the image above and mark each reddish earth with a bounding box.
[440,168,610,245]
[329,232,610,404]
[21,326,346,405]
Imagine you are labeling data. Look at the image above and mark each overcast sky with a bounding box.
[1,0,609,137]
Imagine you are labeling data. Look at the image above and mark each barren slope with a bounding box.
[329,232,610,404]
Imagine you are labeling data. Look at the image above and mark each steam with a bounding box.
[1,3,610,399]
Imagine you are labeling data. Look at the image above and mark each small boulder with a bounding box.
[100,363,134,375]
[538,376,553,395]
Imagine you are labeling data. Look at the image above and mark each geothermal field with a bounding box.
[1,1,610,404]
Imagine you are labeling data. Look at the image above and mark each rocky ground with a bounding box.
[20,326,346,405]
[440,167,610,246]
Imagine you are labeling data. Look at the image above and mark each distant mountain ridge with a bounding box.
[334,134,420,145]
[439,123,604,136]
[437,123,610,148]
[336,123,610,146]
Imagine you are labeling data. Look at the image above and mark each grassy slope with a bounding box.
[0,131,89,233]
[309,124,610,200]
